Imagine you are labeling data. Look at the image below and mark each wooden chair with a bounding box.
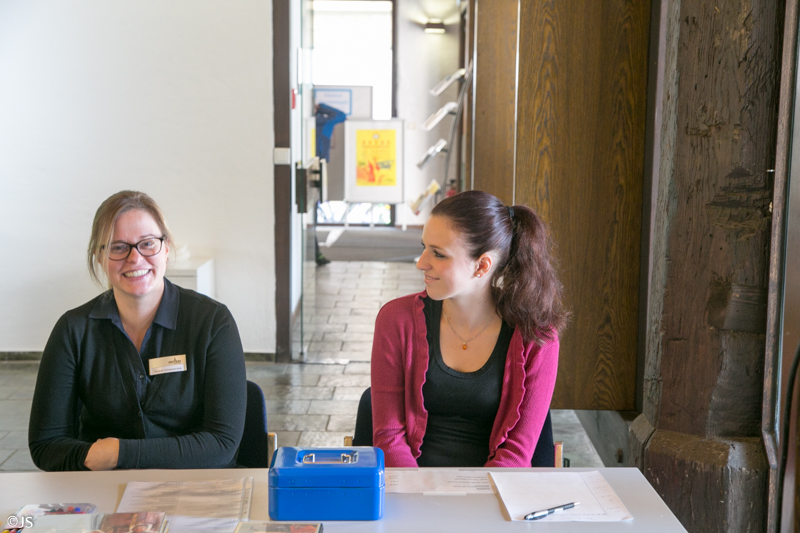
[345,387,563,467]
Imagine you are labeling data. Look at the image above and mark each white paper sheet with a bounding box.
[166,516,240,533]
[489,471,633,522]
[116,477,253,520]
[385,469,493,494]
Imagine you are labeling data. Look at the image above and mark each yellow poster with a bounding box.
[356,129,396,186]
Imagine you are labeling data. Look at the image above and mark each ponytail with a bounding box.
[494,205,567,343]
[431,190,568,343]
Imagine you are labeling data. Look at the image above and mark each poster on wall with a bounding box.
[344,120,403,204]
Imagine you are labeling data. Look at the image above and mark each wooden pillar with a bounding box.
[629,0,781,530]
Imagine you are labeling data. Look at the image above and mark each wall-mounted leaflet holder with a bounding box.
[417,139,448,169]
[309,157,328,203]
[430,68,466,96]
[422,102,458,131]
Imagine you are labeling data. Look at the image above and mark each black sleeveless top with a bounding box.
[417,297,513,467]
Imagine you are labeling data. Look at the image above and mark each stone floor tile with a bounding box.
[322,332,373,343]
[333,300,382,309]
[301,323,346,333]
[268,414,329,432]
[245,363,288,377]
[333,387,370,400]
[0,449,16,467]
[301,354,353,365]
[563,452,605,468]
[0,430,27,449]
[249,373,321,387]
[348,308,379,318]
[264,400,310,415]
[317,374,371,388]
[297,432,350,447]
[0,400,32,432]
[266,386,334,401]
[307,341,344,352]
[343,362,371,375]
[327,314,377,324]
[274,431,301,447]
[344,323,375,333]
[341,342,373,353]
[0,450,38,472]
[327,415,357,432]
[282,363,345,375]
[307,400,359,415]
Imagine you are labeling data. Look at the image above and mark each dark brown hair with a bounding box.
[431,190,567,343]
[87,190,174,288]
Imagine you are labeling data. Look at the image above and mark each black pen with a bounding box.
[524,501,579,520]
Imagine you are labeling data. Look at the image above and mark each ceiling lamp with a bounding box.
[424,19,446,34]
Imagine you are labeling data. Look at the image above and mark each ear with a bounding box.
[475,253,493,278]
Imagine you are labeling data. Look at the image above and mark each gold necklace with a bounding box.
[442,307,496,350]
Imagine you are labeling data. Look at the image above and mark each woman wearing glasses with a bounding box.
[29,191,246,471]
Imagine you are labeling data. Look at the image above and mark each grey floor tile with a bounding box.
[308,341,344,352]
[307,400,359,415]
[327,314,376,324]
[302,324,346,333]
[268,414,329,432]
[327,415,357,432]
[245,363,288,377]
[344,323,375,333]
[322,332,374,343]
[317,374,371,388]
[0,400,32,432]
[264,400,310,415]
[266,386,334,401]
[348,308,380,318]
[0,430,27,449]
[343,362,371,375]
[0,449,14,466]
[301,354,353,364]
[564,453,605,469]
[297,432,350,447]
[341,342,373,353]
[249,373,321,387]
[333,387,370,400]
[333,300,382,309]
[283,363,345,375]
[0,449,38,472]
[274,431,301,447]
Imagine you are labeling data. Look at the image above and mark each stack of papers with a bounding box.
[489,471,633,522]
[117,478,254,533]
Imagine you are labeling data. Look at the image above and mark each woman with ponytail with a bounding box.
[371,190,567,467]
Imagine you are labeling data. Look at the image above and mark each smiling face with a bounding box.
[103,208,169,304]
[417,215,484,301]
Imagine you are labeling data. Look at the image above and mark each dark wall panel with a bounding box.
[471,0,518,204]
[514,0,651,409]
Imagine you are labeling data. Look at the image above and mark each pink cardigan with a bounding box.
[371,291,559,468]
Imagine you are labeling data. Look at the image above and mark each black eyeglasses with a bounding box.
[102,236,166,261]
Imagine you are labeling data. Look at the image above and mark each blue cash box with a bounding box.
[268,447,385,521]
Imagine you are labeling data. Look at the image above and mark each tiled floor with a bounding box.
[0,259,603,471]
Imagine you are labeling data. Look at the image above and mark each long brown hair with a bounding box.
[431,190,567,343]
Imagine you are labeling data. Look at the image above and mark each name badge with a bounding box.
[149,354,187,376]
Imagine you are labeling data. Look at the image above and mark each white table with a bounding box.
[0,467,686,532]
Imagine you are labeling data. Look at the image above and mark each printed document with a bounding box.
[489,470,633,522]
[385,469,492,494]
[117,477,253,520]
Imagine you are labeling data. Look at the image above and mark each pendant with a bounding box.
[462,343,467,350]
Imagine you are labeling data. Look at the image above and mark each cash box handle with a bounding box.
[302,451,359,464]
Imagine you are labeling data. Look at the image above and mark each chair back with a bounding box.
[352,387,556,466]
[238,380,272,468]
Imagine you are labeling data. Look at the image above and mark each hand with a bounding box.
[84,438,120,471]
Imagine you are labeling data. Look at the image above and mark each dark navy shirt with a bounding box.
[29,279,247,471]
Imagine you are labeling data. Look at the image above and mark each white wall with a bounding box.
[0,0,276,352]
[396,1,460,225]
